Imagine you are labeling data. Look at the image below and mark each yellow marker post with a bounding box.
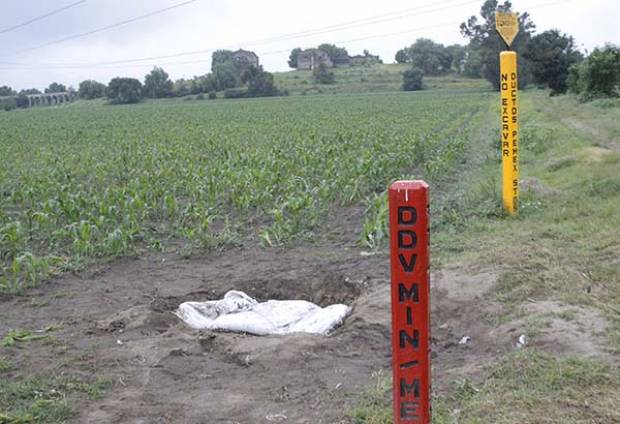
[499,52,519,214]
[496,12,519,215]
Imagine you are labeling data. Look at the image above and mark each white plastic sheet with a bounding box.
[175,290,351,336]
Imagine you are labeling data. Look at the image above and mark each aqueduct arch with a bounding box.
[27,92,74,107]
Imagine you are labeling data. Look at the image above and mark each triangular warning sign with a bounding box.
[495,12,519,47]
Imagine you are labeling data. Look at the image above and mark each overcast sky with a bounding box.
[0,0,617,90]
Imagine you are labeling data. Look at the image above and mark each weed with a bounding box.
[2,330,50,347]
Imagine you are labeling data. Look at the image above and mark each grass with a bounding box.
[274,65,490,96]
[349,89,620,422]
[1,329,50,347]
[348,350,620,424]
[0,374,109,423]
[0,86,490,292]
[0,358,12,373]
[432,90,620,346]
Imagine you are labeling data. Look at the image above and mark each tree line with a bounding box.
[1,49,286,109]
[99,50,286,104]
[400,0,619,101]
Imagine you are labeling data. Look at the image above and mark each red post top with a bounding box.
[388,180,430,424]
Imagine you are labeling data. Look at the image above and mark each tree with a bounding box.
[407,38,452,75]
[241,66,279,97]
[0,86,15,96]
[78,80,107,99]
[144,67,173,98]
[107,77,143,104]
[172,78,191,97]
[460,0,535,89]
[313,63,335,84]
[462,48,484,77]
[288,48,302,68]
[45,82,67,93]
[402,67,424,91]
[395,49,409,64]
[523,30,583,94]
[446,44,468,73]
[212,61,238,91]
[19,88,41,95]
[317,43,349,63]
[211,50,234,71]
[568,45,620,100]
[15,94,29,108]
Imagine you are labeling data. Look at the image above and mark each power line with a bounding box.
[1,0,200,58]
[0,0,479,67]
[222,0,479,49]
[0,21,459,71]
[0,0,575,72]
[0,0,87,35]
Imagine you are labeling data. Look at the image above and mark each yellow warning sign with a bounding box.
[495,12,519,47]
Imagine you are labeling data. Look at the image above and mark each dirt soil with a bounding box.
[0,208,580,424]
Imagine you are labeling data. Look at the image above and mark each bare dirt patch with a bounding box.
[510,301,610,359]
[1,243,517,423]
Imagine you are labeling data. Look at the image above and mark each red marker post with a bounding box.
[388,181,430,423]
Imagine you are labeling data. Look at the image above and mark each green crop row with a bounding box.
[0,92,490,291]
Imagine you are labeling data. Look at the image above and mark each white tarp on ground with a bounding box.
[175,290,351,336]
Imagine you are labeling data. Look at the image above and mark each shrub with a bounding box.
[0,97,17,111]
[78,80,107,99]
[402,67,424,91]
[568,45,620,101]
[313,64,335,84]
[208,91,217,100]
[107,78,143,104]
[224,88,247,99]
[144,67,173,99]
[15,94,30,108]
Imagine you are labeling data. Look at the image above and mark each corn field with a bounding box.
[0,92,489,291]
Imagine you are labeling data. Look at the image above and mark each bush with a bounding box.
[402,67,424,91]
[15,94,30,108]
[144,67,173,99]
[568,45,620,101]
[78,80,107,99]
[247,70,279,97]
[224,88,247,99]
[196,93,205,100]
[107,78,143,104]
[208,91,217,100]
[0,97,17,111]
[313,64,335,84]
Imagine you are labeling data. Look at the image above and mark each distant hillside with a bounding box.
[274,63,490,96]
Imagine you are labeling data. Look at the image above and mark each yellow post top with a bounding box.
[495,12,519,47]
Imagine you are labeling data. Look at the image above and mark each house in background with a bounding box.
[296,49,333,70]
[294,49,382,70]
[232,49,259,70]
[349,53,382,66]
